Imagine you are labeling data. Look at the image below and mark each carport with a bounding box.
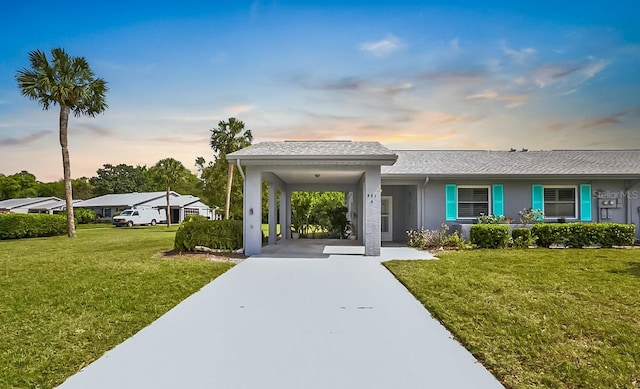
[226,141,398,256]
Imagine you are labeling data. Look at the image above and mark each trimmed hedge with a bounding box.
[470,224,510,248]
[531,222,635,248]
[0,213,67,240]
[174,219,243,252]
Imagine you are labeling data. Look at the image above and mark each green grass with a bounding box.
[384,249,640,389]
[0,226,233,388]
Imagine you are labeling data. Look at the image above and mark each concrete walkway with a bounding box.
[59,249,503,388]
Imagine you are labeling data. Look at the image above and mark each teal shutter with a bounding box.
[492,184,504,217]
[531,185,544,218]
[580,184,592,221]
[445,184,457,221]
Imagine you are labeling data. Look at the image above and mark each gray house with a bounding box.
[74,192,214,223]
[228,141,640,256]
[0,197,69,214]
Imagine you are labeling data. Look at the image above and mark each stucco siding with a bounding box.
[389,178,640,240]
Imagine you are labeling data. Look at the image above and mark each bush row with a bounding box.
[468,222,636,248]
[0,213,67,240]
[531,223,635,248]
[174,219,243,252]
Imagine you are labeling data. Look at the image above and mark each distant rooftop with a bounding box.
[384,149,640,176]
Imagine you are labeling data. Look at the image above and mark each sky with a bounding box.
[1,0,639,182]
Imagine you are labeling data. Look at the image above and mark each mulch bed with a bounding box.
[156,250,247,262]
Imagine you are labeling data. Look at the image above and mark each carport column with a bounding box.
[244,166,262,256]
[286,191,292,239]
[279,189,288,240]
[363,166,381,256]
[268,184,277,245]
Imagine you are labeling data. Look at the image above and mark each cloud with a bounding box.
[421,69,487,84]
[465,89,528,108]
[581,112,624,129]
[547,123,568,132]
[502,44,536,64]
[0,131,50,146]
[161,105,255,123]
[359,34,405,58]
[532,57,610,88]
[450,38,461,51]
[74,123,115,137]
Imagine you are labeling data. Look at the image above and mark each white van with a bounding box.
[112,207,167,227]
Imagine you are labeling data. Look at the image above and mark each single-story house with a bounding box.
[0,197,69,214]
[227,141,640,256]
[74,192,215,223]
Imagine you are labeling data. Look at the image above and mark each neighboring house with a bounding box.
[74,192,214,223]
[0,197,66,214]
[228,141,640,256]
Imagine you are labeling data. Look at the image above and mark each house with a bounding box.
[0,197,67,214]
[227,141,640,256]
[74,192,215,223]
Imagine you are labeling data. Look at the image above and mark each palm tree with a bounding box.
[16,48,107,237]
[209,118,253,219]
[150,158,188,228]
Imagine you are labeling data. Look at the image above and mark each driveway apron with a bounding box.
[59,253,503,388]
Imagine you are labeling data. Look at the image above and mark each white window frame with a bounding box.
[543,185,578,220]
[457,185,492,219]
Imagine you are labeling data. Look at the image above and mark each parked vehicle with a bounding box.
[112,207,166,227]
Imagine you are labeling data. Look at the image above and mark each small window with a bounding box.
[132,211,139,216]
[544,187,576,218]
[457,186,490,218]
[103,208,112,218]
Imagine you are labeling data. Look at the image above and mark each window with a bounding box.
[543,186,576,218]
[184,208,199,216]
[103,208,112,218]
[457,186,490,218]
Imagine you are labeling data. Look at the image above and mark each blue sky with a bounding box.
[1,0,639,181]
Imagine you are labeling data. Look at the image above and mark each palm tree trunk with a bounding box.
[225,163,234,219]
[166,187,171,228]
[60,105,76,238]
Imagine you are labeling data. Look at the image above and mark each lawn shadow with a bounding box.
[609,261,640,278]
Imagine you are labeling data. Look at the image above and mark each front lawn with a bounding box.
[384,249,640,388]
[0,226,233,388]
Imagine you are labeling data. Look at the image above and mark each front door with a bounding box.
[381,196,393,241]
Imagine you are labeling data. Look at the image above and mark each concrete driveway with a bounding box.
[59,249,503,388]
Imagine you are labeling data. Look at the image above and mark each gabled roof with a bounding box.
[383,150,640,177]
[228,141,398,165]
[143,195,210,208]
[75,192,176,208]
[0,197,62,210]
[28,198,80,210]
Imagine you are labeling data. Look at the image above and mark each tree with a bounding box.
[149,158,189,228]
[90,164,150,195]
[209,118,253,219]
[16,48,107,237]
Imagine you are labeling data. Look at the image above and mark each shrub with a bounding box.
[442,230,465,249]
[518,208,544,224]
[531,223,635,248]
[74,208,96,224]
[183,214,208,223]
[469,224,510,248]
[477,214,512,224]
[407,224,452,249]
[0,213,67,240]
[511,227,535,248]
[174,219,243,252]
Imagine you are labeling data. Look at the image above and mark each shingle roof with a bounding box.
[383,150,640,176]
[143,195,208,208]
[228,141,397,164]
